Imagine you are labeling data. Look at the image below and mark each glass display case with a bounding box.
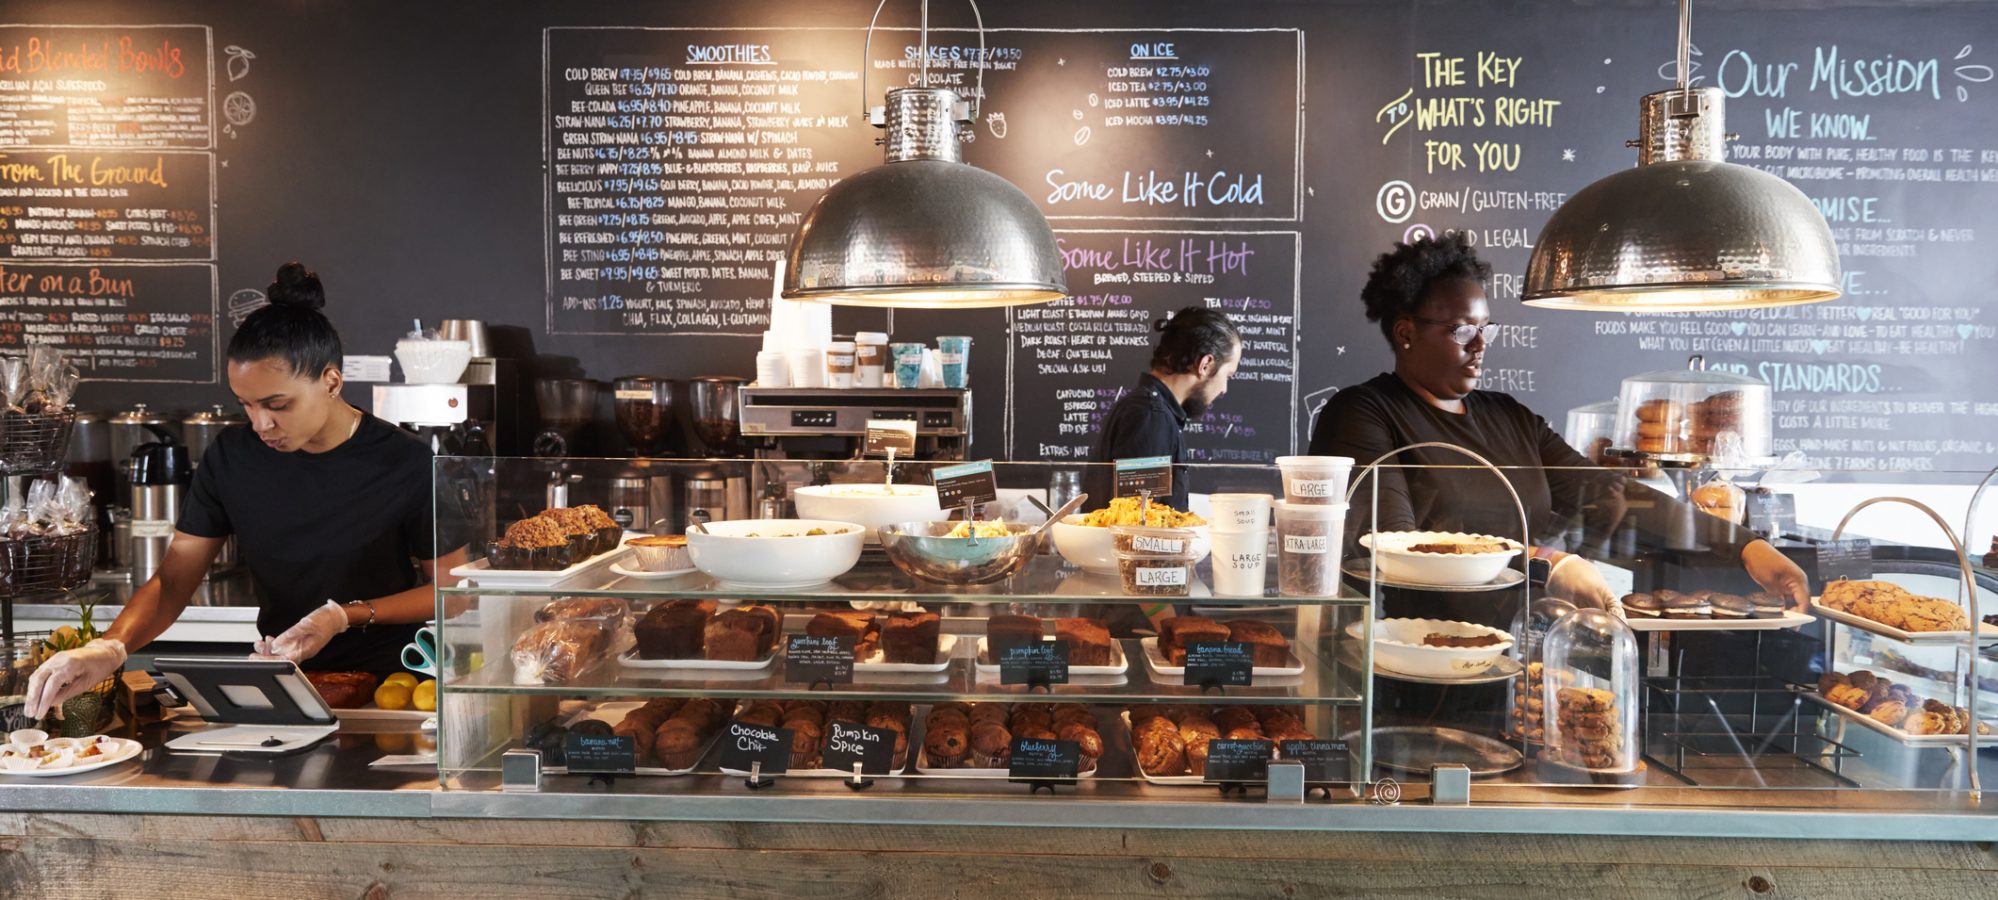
[432,457,1375,797]
[425,455,1998,828]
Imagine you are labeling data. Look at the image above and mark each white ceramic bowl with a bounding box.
[792,484,946,541]
[395,339,473,384]
[1358,531,1523,586]
[1051,516,1210,575]
[686,519,865,589]
[1346,617,1516,678]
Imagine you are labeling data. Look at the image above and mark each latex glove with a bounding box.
[1741,540,1810,611]
[250,636,283,660]
[1545,554,1616,610]
[266,600,349,663]
[24,638,127,719]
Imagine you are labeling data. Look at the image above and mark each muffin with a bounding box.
[1211,707,1260,733]
[653,719,705,769]
[968,703,1010,727]
[491,515,571,570]
[924,722,969,767]
[735,705,782,727]
[969,721,1012,768]
[1137,731,1187,776]
[781,706,825,729]
[787,720,824,769]
[1056,722,1103,764]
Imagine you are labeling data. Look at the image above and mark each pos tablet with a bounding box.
[152,658,340,755]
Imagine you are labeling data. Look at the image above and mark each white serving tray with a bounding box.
[855,634,959,674]
[450,536,636,587]
[1138,636,1305,677]
[1615,606,1815,632]
[0,737,143,777]
[551,701,722,776]
[618,647,778,672]
[610,563,698,580]
[973,636,1128,676]
[915,745,1100,779]
[1809,599,1998,645]
[1795,689,1995,747]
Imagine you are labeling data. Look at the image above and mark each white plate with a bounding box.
[1358,532,1523,587]
[973,636,1128,676]
[610,563,699,580]
[1337,640,1524,685]
[618,648,778,671]
[914,745,1100,778]
[1345,618,1514,679]
[0,737,142,776]
[856,634,959,674]
[450,536,635,587]
[1341,558,1526,593]
[1809,599,1998,645]
[333,706,437,726]
[1795,688,1995,747]
[1615,606,1814,632]
[1138,636,1305,677]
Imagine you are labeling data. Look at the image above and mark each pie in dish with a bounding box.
[1407,539,1516,555]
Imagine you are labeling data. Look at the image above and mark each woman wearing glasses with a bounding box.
[1308,234,1809,615]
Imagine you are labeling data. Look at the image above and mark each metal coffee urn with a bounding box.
[127,424,191,585]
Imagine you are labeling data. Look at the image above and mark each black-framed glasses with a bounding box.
[1409,316,1499,346]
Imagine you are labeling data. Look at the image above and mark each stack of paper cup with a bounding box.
[1274,456,1355,505]
[755,350,790,387]
[787,348,825,387]
[1208,493,1274,597]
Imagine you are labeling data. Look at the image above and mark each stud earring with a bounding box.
[1402,343,1411,350]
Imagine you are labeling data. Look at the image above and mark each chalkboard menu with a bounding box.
[8,0,1990,481]
[0,24,218,383]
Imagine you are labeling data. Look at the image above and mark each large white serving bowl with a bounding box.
[1051,516,1211,575]
[792,484,946,541]
[1345,617,1516,678]
[685,519,865,589]
[1358,531,1523,587]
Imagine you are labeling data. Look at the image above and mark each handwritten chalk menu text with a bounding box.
[0,264,215,381]
[0,26,213,149]
[0,25,217,383]
[1009,230,1299,463]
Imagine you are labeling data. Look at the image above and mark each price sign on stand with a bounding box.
[1278,739,1349,784]
[1202,739,1275,784]
[1184,641,1255,688]
[1814,539,1874,585]
[933,460,999,511]
[562,734,638,775]
[997,639,1071,687]
[822,720,896,775]
[785,634,855,685]
[1114,456,1173,499]
[719,720,793,776]
[1008,738,1082,784]
[864,419,918,458]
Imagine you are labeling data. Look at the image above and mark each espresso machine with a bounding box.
[737,385,971,518]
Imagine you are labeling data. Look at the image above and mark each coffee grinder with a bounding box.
[687,376,750,525]
[611,376,677,532]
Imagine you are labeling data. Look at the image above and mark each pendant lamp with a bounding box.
[1522,0,1841,311]
[782,0,1066,308]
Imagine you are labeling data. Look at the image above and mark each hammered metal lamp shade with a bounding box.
[782,159,1066,308]
[1521,159,1841,312]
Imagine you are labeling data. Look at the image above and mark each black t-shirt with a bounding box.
[1308,373,1752,564]
[1085,372,1191,512]
[178,413,449,674]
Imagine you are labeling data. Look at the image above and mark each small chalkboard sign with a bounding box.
[933,460,999,510]
[1278,739,1349,784]
[1202,738,1274,784]
[1008,738,1081,783]
[1114,456,1173,499]
[785,634,855,684]
[997,639,1071,686]
[718,720,793,775]
[822,720,896,775]
[561,733,638,774]
[1184,641,1254,688]
[1814,539,1874,585]
[864,419,918,457]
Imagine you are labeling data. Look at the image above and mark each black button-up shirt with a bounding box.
[1085,372,1190,512]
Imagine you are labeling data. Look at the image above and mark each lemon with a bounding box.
[383,672,419,689]
[412,679,437,712]
[373,682,413,711]
[374,732,411,754]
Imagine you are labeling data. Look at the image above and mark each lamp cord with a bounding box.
[1675,0,1692,93]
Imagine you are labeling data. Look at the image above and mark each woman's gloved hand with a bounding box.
[1545,554,1617,610]
[265,600,349,663]
[24,638,127,719]
[1741,540,1811,611]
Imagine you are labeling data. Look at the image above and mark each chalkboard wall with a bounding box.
[5,0,1995,472]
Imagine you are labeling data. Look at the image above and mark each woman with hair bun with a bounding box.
[24,263,468,717]
[1308,235,1808,620]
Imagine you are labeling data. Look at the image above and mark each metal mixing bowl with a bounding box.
[877,521,1041,585]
